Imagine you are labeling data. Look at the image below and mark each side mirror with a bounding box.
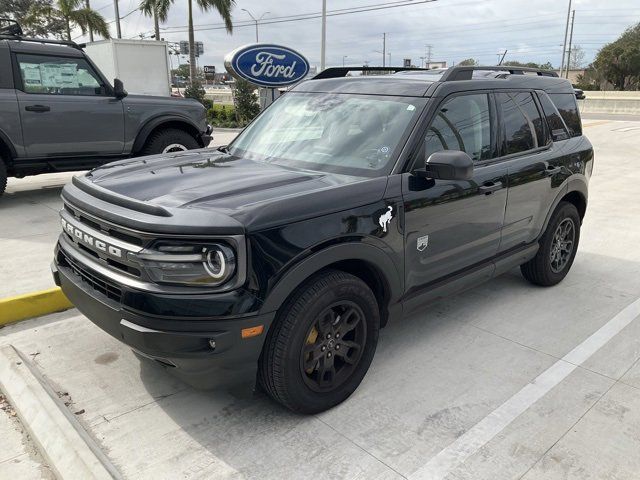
[415,150,474,181]
[113,78,127,99]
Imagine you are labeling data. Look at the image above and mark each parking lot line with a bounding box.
[408,296,640,480]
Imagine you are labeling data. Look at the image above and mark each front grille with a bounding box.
[58,248,123,302]
[63,204,144,247]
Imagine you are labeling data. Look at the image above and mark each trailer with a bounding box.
[85,39,171,97]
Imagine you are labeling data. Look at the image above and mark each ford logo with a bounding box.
[224,44,310,88]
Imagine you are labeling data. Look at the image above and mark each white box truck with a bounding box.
[85,39,171,96]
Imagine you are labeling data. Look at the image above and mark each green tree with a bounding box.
[143,1,234,84]
[504,60,554,70]
[171,63,191,79]
[0,0,66,38]
[138,0,170,41]
[183,80,206,104]
[24,0,110,41]
[593,23,640,90]
[458,58,478,66]
[233,79,260,125]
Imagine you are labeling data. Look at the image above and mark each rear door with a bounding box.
[14,52,125,158]
[498,91,566,251]
[402,91,508,295]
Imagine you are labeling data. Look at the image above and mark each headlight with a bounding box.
[134,241,236,286]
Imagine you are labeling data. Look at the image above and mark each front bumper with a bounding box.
[52,247,274,389]
[199,124,213,147]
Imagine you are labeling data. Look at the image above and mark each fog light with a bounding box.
[208,339,216,350]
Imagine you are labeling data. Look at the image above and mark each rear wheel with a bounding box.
[140,128,199,156]
[521,201,581,286]
[0,158,7,197]
[259,270,380,414]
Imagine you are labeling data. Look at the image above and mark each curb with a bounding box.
[0,345,122,479]
[0,287,73,327]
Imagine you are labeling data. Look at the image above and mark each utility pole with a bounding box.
[560,0,572,79]
[565,9,576,78]
[320,0,327,70]
[342,55,348,66]
[425,44,432,68]
[113,0,122,39]
[382,33,386,67]
[498,49,508,65]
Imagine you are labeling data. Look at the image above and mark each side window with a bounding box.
[548,93,582,137]
[424,93,492,163]
[16,54,105,96]
[497,92,546,155]
[537,91,570,141]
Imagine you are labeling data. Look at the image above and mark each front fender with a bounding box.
[131,114,204,153]
[258,242,403,316]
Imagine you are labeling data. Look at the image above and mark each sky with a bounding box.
[79,0,640,72]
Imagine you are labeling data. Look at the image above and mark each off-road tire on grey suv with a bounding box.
[258,270,380,414]
[521,201,581,286]
[140,128,200,156]
[0,158,7,196]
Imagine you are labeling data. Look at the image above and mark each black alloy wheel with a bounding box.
[300,301,367,392]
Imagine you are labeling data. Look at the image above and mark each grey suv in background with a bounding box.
[0,23,211,196]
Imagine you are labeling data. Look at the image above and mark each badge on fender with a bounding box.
[379,206,393,233]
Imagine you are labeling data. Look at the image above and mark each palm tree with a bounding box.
[140,0,234,83]
[25,0,111,41]
[139,0,170,41]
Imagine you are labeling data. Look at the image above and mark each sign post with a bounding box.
[224,44,310,109]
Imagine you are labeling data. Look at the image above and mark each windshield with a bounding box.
[228,92,426,177]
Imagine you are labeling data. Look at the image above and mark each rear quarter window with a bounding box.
[548,93,582,137]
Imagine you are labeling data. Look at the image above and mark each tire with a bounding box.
[0,158,7,197]
[139,128,200,156]
[521,201,581,286]
[259,270,380,414]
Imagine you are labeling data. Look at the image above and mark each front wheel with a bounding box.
[259,270,380,414]
[140,128,200,156]
[521,201,581,286]
[0,158,7,197]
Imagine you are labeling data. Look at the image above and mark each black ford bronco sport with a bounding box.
[53,65,593,413]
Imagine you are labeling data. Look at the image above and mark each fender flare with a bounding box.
[258,242,403,316]
[539,175,588,237]
[131,114,203,153]
[0,128,18,160]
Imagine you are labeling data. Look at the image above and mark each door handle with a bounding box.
[478,181,503,195]
[25,105,50,112]
[546,166,562,176]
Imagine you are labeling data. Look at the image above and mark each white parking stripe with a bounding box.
[409,296,640,480]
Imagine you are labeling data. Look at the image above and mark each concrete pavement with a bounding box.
[0,118,640,478]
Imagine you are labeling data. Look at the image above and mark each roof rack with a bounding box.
[0,19,84,50]
[440,65,558,81]
[313,66,430,80]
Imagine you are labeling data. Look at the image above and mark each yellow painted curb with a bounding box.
[0,288,73,327]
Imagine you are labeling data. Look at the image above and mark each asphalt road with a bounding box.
[1,118,640,479]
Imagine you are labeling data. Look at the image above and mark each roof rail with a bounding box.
[0,18,22,36]
[313,66,429,80]
[0,32,84,50]
[441,65,558,81]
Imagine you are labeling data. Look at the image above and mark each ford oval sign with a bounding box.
[224,44,310,88]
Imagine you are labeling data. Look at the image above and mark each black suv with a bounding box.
[0,21,211,196]
[53,66,593,413]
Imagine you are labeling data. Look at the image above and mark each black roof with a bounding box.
[294,65,573,97]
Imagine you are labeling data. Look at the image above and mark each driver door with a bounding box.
[402,92,508,298]
[15,52,125,157]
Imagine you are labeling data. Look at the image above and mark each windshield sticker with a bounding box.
[407,105,416,111]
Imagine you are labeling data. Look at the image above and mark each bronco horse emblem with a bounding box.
[379,206,393,233]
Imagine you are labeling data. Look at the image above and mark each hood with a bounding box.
[86,150,387,231]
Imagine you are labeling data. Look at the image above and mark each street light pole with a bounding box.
[342,55,348,66]
[242,9,270,42]
[382,33,386,67]
[113,0,121,39]
[320,0,327,70]
[566,9,576,79]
